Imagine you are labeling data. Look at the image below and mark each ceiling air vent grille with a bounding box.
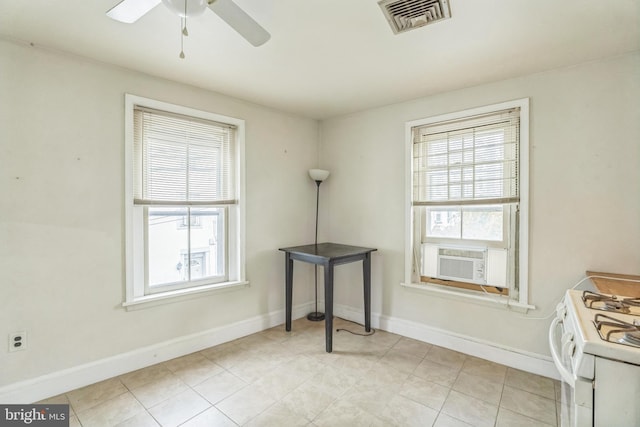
[378,0,451,34]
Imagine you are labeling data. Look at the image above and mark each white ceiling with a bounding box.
[1,0,638,119]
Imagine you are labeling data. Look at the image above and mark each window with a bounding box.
[405,99,529,306]
[124,95,245,306]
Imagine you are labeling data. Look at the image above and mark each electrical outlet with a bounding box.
[9,331,27,352]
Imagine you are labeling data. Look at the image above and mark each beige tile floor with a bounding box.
[39,317,560,426]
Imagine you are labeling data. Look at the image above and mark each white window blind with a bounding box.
[133,106,236,205]
[412,108,520,206]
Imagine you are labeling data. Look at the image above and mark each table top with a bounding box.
[279,242,377,260]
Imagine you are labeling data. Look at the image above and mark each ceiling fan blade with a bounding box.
[107,0,161,23]
[208,0,271,47]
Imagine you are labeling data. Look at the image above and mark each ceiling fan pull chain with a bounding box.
[182,19,189,36]
[182,0,189,36]
[179,17,186,59]
[179,0,188,58]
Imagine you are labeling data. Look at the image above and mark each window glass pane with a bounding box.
[147,207,188,286]
[190,207,225,279]
[145,139,188,201]
[475,146,502,165]
[449,136,463,152]
[463,149,473,163]
[462,183,473,198]
[427,169,447,186]
[147,207,225,287]
[450,184,461,199]
[463,134,474,149]
[427,138,447,156]
[134,108,235,203]
[449,168,461,183]
[412,109,520,204]
[188,143,220,201]
[426,208,461,238]
[428,154,447,167]
[448,151,462,165]
[462,205,503,241]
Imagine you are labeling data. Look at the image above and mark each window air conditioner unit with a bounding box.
[420,244,508,287]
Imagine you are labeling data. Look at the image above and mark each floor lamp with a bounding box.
[307,168,330,321]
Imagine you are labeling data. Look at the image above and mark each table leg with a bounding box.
[285,252,293,332]
[363,253,371,332]
[324,263,334,352]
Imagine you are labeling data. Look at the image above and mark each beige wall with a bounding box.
[319,51,640,356]
[1,36,638,390]
[0,39,319,386]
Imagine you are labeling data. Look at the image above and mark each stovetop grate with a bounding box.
[593,313,640,348]
[582,290,640,315]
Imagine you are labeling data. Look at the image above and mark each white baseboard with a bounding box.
[0,302,314,404]
[1,301,559,403]
[332,303,560,380]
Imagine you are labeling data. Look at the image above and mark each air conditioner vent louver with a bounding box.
[379,0,451,34]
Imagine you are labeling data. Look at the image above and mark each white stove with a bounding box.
[550,289,640,427]
[566,290,640,364]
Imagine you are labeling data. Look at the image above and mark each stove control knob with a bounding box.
[561,332,575,357]
[555,303,567,319]
[566,341,576,357]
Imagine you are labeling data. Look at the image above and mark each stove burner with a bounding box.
[603,300,631,313]
[593,313,640,348]
[582,291,640,315]
[620,330,640,347]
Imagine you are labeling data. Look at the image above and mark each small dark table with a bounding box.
[279,242,377,352]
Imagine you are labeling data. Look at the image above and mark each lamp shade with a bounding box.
[308,169,330,182]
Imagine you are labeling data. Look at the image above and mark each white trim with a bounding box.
[1,300,559,403]
[404,120,414,292]
[122,280,250,311]
[405,98,530,306]
[0,302,315,404]
[378,311,559,380]
[332,303,558,380]
[400,281,535,312]
[517,99,530,305]
[235,121,246,286]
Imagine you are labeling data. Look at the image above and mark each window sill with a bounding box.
[400,281,535,313]
[123,280,249,311]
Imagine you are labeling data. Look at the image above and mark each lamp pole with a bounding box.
[307,169,329,321]
[314,180,321,245]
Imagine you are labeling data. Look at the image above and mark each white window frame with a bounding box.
[403,98,532,311]
[123,94,247,309]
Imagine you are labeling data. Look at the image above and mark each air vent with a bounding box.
[378,0,451,34]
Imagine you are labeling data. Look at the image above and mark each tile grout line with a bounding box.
[45,320,558,427]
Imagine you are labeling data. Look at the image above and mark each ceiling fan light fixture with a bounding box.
[106,0,271,48]
[161,0,208,18]
[107,0,161,23]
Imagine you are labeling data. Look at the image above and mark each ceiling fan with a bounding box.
[107,0,270,55]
